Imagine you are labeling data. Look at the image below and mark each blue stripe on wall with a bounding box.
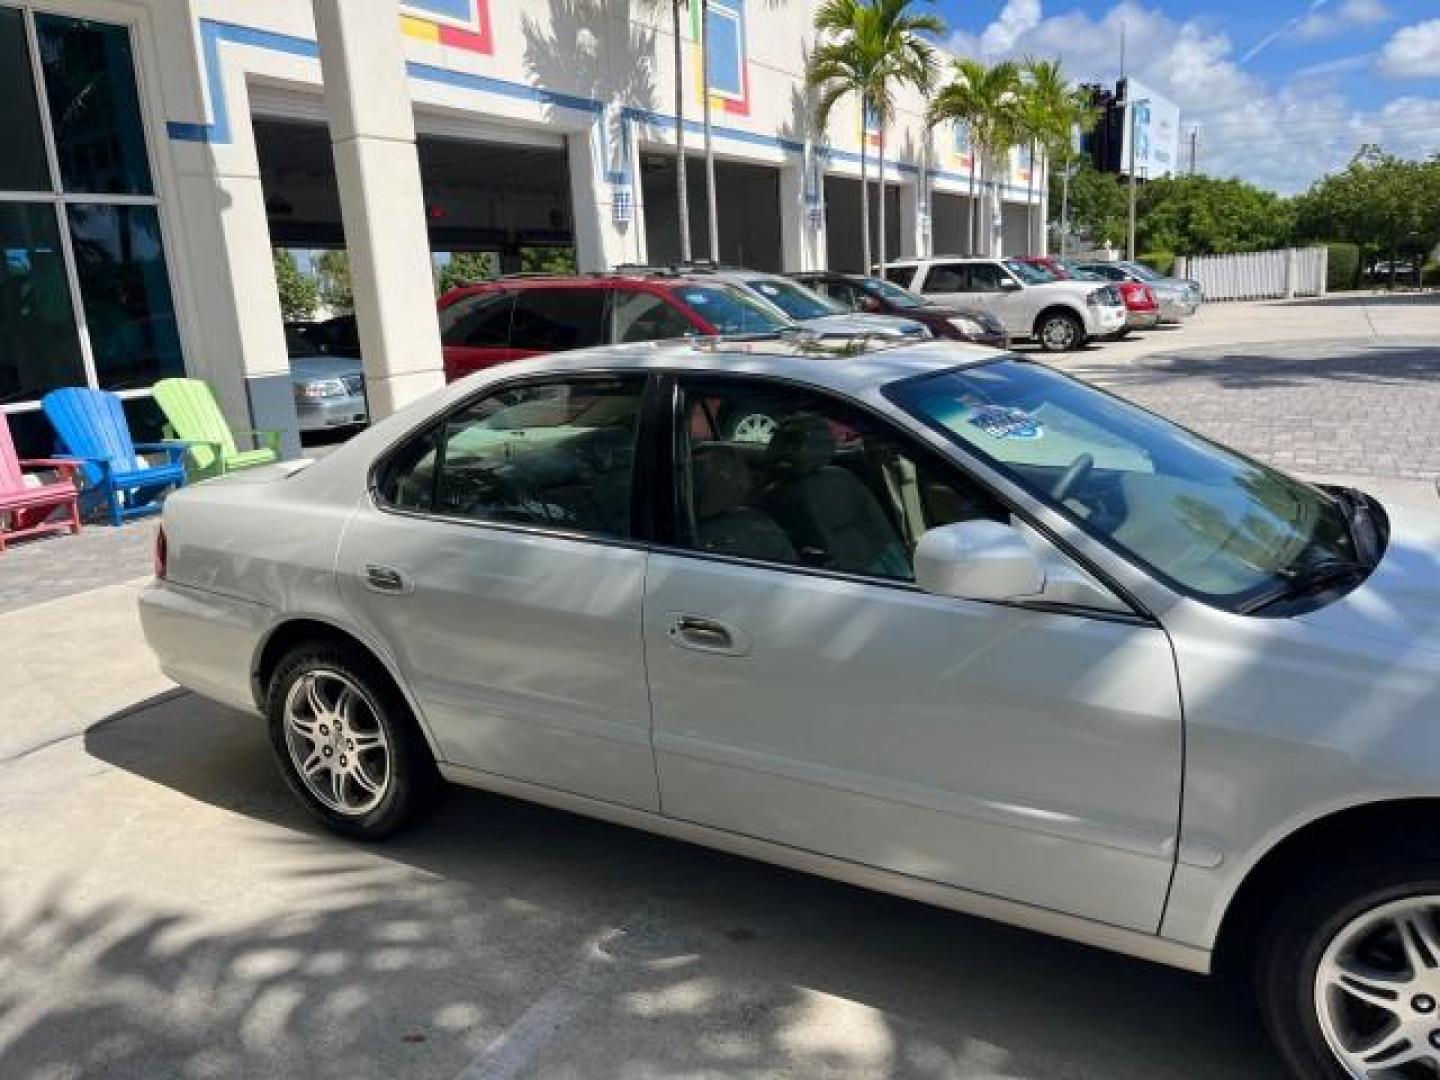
[163,19,1039,202]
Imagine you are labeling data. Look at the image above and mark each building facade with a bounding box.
[0,0,1046,455]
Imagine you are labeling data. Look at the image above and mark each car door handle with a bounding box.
[363,564,412,594]
[665,613,750,656]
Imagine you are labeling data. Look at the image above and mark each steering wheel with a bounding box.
[1052,452,1095,503]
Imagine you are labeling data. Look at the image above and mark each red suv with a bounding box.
[437,274,792,382]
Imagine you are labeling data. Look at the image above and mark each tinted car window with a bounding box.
[885,266,917,288]
[378,377,645,539]
[673,378,1002,580]
[673,286,789,334]
[611,289,696,343]
[509,289,608,352]
[969,263,1010,290]
[439,291,513,347]
[924,265,967,293]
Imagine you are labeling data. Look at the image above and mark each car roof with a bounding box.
[885,255,1001,266]
[446,337,1003,399]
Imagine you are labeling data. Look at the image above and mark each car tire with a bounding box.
[1256,849,1440,1079]
[267,642,439,839]
[1037,311,1085,352]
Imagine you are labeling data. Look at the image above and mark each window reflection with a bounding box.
[0,203,86,404]
[66,204,181,390]
[0,8,51,192]
[36,14,153,196]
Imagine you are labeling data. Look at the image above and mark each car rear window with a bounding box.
[508,288,608,351]
[439,290,513,347]
[885,266,917,288]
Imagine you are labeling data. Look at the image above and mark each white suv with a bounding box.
[884,257,1128,352]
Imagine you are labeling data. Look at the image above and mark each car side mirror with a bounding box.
[859,296,883,313]
[914,520,1045,602]
[998,278,1022,292]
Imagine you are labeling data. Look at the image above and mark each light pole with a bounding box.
[1125,94,1148,261]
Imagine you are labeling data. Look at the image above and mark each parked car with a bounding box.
[286,327,368,433]
[437,273,794,382]
[290,314,362,358]
[883,256,1128,351]
[1074,260,1203,323]
[1016,256,1161,333]
[142,334,1440,1080]
[791,270,1009,348]
[698,269,932,341]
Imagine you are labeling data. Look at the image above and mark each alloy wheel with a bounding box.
[730,413,779,443]
[283,669,391,816]
[1316,897,1440,1077]
[1041,316,1077,350]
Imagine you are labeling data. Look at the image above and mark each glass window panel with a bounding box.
[0,203,86,405]
[66,203,182,390]
[0,8,52,192]
[36,14,153,195]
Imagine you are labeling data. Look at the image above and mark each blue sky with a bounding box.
[935,0,1440,192]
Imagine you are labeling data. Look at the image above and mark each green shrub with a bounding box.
[1325,243,1360,291]
[1138,251,1175,276]
[1422,261,1440,288]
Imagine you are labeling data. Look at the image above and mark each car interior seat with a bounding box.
[759,414,910,577]
[689,443,797,563]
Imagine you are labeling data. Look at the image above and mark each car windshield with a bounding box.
[1004,259,1052,285]
[284,328,321,358]
[1121,261,1162,282]
[745,278,845,320]
[1059,260,1106,281]
[675,285,793,334]
[859,276,926,309]
[888,360,1362,611]
[1015,261,1059,282]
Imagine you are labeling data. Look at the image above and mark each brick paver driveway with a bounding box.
[1058,338,1440,482]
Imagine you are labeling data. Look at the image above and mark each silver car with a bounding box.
[287,330,369,432]
[1078,260,1203,322]
[714,270,933,342]
[141,338,1440,1080]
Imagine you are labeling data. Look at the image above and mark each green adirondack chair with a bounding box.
[153,378,282,480]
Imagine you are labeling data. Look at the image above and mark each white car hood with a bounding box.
[1295,498,1440,653]
[802,313,929,338]
[1031,281,1108,301]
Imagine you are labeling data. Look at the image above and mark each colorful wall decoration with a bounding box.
[692,0,750,116]
[399,0,492,54]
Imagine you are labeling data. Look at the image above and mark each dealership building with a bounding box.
[0,0,1047,456]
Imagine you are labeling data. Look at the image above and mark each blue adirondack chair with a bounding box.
[41,388,188,526]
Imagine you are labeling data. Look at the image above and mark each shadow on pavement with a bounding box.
[0,690,1290,1078]
[1280,292,1438,308]
[1077,342,1439,391]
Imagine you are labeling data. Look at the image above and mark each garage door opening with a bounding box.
[931,191,976,257]
[824,176,900,273]
[641,156,782,270]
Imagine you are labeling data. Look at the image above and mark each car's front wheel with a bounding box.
[267,642,437,839]
[1036,311,1086,352]
[1258,852,1440,1079]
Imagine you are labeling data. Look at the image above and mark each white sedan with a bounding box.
[141,337,1440,1080]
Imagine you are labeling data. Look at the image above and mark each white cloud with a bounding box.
[1295,0,1392,41]
[977,0,1043,58]
[943,0,1440,193]
[1380,19,1440,78]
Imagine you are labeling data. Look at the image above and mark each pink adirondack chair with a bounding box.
[0,411,82,551]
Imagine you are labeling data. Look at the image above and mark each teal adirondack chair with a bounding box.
[153,378,281,480]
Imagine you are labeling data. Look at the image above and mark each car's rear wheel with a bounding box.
[1257,852,1440,1078]
[267,642,436,839]
[1037,311,1085,352]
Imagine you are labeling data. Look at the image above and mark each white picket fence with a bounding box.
[1174,247,1328,302]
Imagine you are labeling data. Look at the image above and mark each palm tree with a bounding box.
[1016,58,1070,255]
[807,0,945,273]
[928,58,1020,256]
[670,0,692,262]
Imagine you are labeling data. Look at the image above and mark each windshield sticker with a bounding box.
[683,292,709,305]
[968,405,1044,440]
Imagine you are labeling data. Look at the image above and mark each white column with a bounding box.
[780,151,827,272]
[571,106,645,271]
[898,179,926,259]
[313,0,443,417]
[168,71,301,456]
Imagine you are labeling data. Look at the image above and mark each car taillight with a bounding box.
[154,525,168,580]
